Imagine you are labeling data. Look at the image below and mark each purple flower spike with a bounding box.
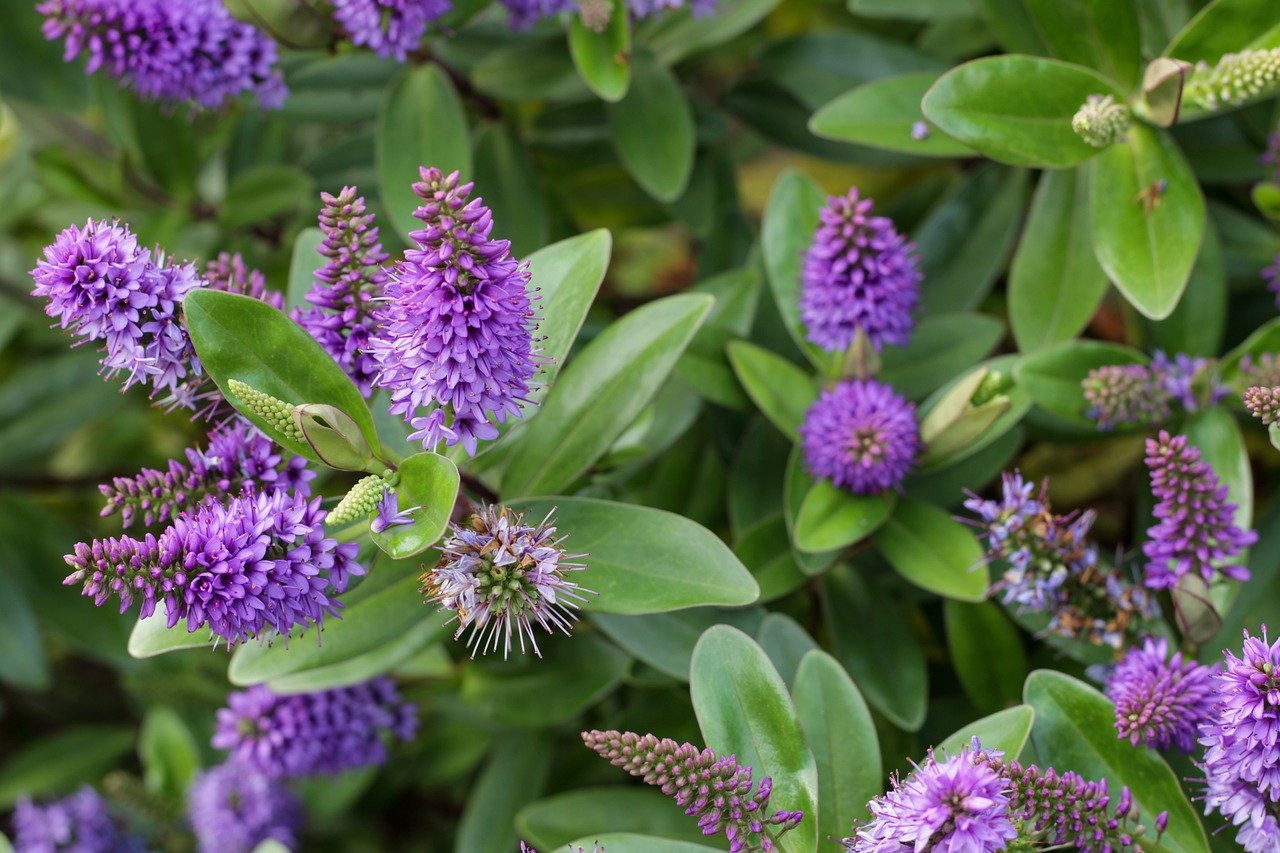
[1142,431,1256,590]
[1083,363,1171,429]
[1105,636,1214,752]
[800,187,921,353]
[500,0,577,28]
[798,379,919,495]
[213,678,417,779]
[371,168,541,455]
[205,252,283,310]
[14,787,144,853]
[187,763,303,853]
[333,0,451,60]
[38,0,285,110]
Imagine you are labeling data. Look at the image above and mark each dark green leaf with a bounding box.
[569,0,631,102]
[1185,407,1252,615]
[848,0,972,19]
[0,727,134,807]
[880,313,1006,398]
[794,483,895,554]
[641,0,782,65]
[218,166,314,230]
[733,517,809,602]
[267,617,440,694]
[1021,0,1142,90]
[457,735,552,853]
[937,704,1035,758]
[608,50,694,202]
[473,123,551,258]
[525,229,612,398]
[944,601,1028,714]
[756,614,818,689]
[874,499,989,601]
[1146,222,1225,356]
[517,789,714,851]
[139,707,199,802]
[286,227,326,312]
[0,568,47,689]
[1164,0,1280,63]
[726,341,818,441]
[591,608,763,681]
[810,73,976,157]
[471,40,588,102]
[761,170,833,370]
[370,452,460,559]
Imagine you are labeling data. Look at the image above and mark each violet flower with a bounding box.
[798,379,919,495]
[1105,636,1215,752]
[13,787,144,853]
[187,763,303,853]
[332,0,451,60]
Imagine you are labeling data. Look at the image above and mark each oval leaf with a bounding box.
[810,72,975,157]
[370,452,460,559]
[944,600,1028,714]
[127,606,213,658]
[794,482,895,554]
[608,49,694,202]
[937,704,1035,759]
[874,499,989,601]
[726,340,819,441]
[761,170,832,371]
[518,788,714,851]
[569,0,631,102]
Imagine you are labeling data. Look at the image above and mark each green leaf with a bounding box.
[608,49,695,202]
[267,617,440,694]
[1021,0,1142,90]
[874,499,988,601]
[973,0,1053,54]
[793,651,882,836]
[507,497,759,614]
[183,290,380,465]
[518,789,715,851]
[377,64,472,245]
[502,294,712,496]
[1185,407,1253,615]
[1013,340,1145,424]
[784,450,841,577]
[848,0,972,19]
[794,483,895,554]
[591,608,764,681]
[0,727,134,807]
[691,626,819,853]
[139,707,199,802]
[937,704,1035,758]
[922,56,1123,168]
[128,609,213,658]
[733,517,809,602]
[914,355,1031,472]
[810,73,976,157]
[218,165,314,230]
[1146,222,1225,357]
[726,341,818,441]
[568,836,718,853]
[641,0,782,65]
[461,633,630,726]
[1024,670,1209,853]
[1164,0,1280,63]
[526,229,612,398]
[473,123,551,258]
[880,313,1006,398]
[370,452,460,559]
[471,40,587,102]
[286,227,326,312]
[457,735,551,853]
[1089,124,1205,320]
[944,601,1028,714]
[761,170,833,371]
[1009,168,1109,351]
[0,568,47,689]
[822,566,927,730]
[1222,316,1280,384]
[569,0,631,102]
[756,614,818,689]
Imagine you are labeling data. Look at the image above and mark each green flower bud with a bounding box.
[1071,94,1130,148]
[227,379,305,445]
[1186,48,1280,111]
[327,474,387,526]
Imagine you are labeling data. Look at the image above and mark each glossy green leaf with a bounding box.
[944,600,1027,714]
[973,0,1053,54]
[139,707,198,802]
[525,229,612,399]
[874,499,988,601]
[761,170,832,371]
[0,727,134,807]
[793,651,882,836]
[457,735,551,853]
[473,123,551,258]
[286,227,326,312]
[128,608,213,658]
[1021,0,1142,90]
[1024,670,1209,853]
[1185,407,1253,615]
[502,294,712,496]
[591,608,764,681]
[569,0,630,102]
[784,450,841,577]
[1009,168,1109,351]
[507,497,759,614]
[1147,223,1225,357]
[471,40,588,102]
[810,73,976,157]
[218,165,314,230]
[726,341,818,441]
[880,313,1006,400]
[518,789,714,851]
[569,836,718,853]
[267,617,440,694]
[183,290,380,464]
[0,568,47,689]
[642,0,782,65]
[370,452,459,559]
[937,704,1035,758]
[1089,124,1205,320]
[1164,0,1280,63]
[691,626,818,853]
[608,50,694,202]
[823,566,927,730]
[922,56,1122,168]
[794,483,895,554]
[1013,340,1145,424]
[757,614,818,689]
[733,517,809,602]
[377,64,472,245]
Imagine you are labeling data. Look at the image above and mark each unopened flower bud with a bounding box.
[1072,94,1131,148]
[227,379,305,445]
[327,474,387,526]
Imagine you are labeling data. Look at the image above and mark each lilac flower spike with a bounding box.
[213,678,417,778]
[1245,385,1280,425]
[38,0,285,110]
[64,489,362,646]
[205,252,283,310]
[371,168,541,455]
[1142,431,1256,590]
[1082,363,1170,429]
[333,0,451,60]
[371,488,416,533]
[1200,627,1280,852]
[500,0,581,28]
[799,187,921,353]
[583,730,802,852]
[1105,636,1214,752]
[187,763,303,853]
[421,504,591,658]
[798,379,919,495]
[14,787,144,853]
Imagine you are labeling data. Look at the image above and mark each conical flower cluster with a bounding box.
[1245,385,1280,425]
[1072,94,1130,148]
[1187,48,1280,111]
[333,0,451,60]
[1105,636,1214,752]
[798,379,919,495]
[187,763,303,853]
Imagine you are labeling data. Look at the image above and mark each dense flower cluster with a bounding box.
[64,489,361,646]
[187,763,303,853]
[1104,636,1215,752]
[965,471,1155,648]
[1245,385,1280,425]
[371,168,540,454]
[501,0,717,28]
[583,730,802,852]
[422,504,590,657]
[1240,352,1280,390]
[799,187,921,353]
[294,187,390,396]
[204,252,283,310]
[99,419,311,527]
[1072,94,1130,148]
[333,0,450,60]
[213,679,417,779]
[38,0,285,110]
[1082,352,1223,430]
[1200,628,1280,852]
[798,379,919,495]
[13,787,144,853]
[1143,431,1255,589]
[1187,47,1280,110]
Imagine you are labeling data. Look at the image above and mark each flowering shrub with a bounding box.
[5,0,1280,851]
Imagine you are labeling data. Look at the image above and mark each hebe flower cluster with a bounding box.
[295,187,390,396]
[213,679,417,779]
[964,472,1155,649]
[1072,94,1131,148]
[799,187,921,353]
[38,0,285,110]
[627,0,720,16]
[187,763,303,853]
[63,489,362,646]
[332,0,451,60]
[1082,352,1224,430]
[798,379,919,495]
[372,168,540,454]
[1200,628,1280,852]
[582,730,802,852]
[1241,353,1280,390]
[204,252,283,310]
[1104,636,1215,752]
[501,0,717,28]
[422,504,590,657]
[99,419,311,527]
[1245,385,1280,425]
[13,787,144,853]
[31,219,203,407]
[1187,48,1280,111]
[1142,431,1256,590]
